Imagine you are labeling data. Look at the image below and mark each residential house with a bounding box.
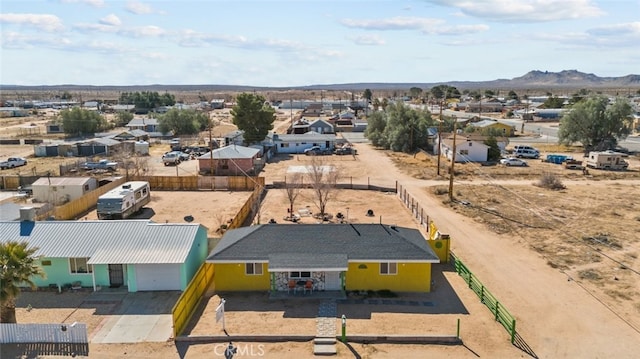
[32,177,98,205]
[295,119,335,134]
[439,134,489,162]
[0,216,208,292]
[466,100,504,113]
[224,130,244,146]
[302,103,324,117]
[207,224,440,293]
[271,132,337,154]
[467,119,515,137]
[125,118,160,133]
[197,145,260,176]
[111,129,149,142]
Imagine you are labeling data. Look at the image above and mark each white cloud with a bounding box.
[587,22,640,37]
[351,34,386,46]
[429,24,490,35]
[0,31,75,50]
[424,0,604,22]
[120,25,166,37]
[99,14,121,27]
[59,0,104,7]
[0,13,64,32]
[341,16,442,31]
[126,1,158,15]
[73,22,118,33]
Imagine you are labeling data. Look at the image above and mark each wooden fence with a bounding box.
[130,175,262,191]
[36,177,126,220]
[171,263,214,338]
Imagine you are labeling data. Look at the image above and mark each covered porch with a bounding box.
[267,253,347,297]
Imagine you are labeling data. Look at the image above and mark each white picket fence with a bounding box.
[0,323,88,344]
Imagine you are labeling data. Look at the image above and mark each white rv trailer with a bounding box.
[97,181,151,220]
[585,150,629,170]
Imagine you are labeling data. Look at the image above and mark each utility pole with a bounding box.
[209,118,214,177]
[448,116,457,202]
[437,98,444,176]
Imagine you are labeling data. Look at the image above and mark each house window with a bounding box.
[380,262,397,275]
[281,143,289,148]
[460,150,469,155]
[69,258,92,274]
[290,271,311,278]
[245,263,263,275]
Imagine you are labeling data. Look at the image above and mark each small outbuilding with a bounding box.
[31,177,98,205]
[197,145,260,176]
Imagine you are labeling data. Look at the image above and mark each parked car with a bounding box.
[162,151,181,166]
[0,157,27,170]
[177,152,191,161]
[500,158,528,167]
[515,148,540,159]
[304,146,330,156]
[334,147,356,155]
[81,159,118,171]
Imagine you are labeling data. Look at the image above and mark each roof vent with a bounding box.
[122,184,131,189]
[20,207,36,222]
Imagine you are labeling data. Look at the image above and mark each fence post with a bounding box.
[456,318,460,339]
[480,285,485,303]
[510,319,516,344]
[495,301,500,321]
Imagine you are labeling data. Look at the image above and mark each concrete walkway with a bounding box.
[314,300,337,355]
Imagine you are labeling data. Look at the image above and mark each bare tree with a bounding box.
[306,156,338,218]
[284,172,303,219]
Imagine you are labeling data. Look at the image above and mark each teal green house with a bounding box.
[0,219,208,292]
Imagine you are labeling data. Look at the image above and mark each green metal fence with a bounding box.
[450,252,517,344]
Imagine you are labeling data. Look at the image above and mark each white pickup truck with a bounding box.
[0,157,27,170]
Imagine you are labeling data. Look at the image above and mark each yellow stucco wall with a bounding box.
[213,263,270,291]
[345,262,431,292]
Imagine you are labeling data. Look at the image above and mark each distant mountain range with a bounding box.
[2,70,639,92]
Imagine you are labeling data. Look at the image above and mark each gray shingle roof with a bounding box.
[207,224,439,265]
[0,220,203,264]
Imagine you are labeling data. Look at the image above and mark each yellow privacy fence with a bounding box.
[172,262,214,338]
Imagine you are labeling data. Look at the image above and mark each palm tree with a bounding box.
[1,241,45,323]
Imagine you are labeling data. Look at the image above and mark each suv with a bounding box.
[515,148,540,159]
[162,151,181,166]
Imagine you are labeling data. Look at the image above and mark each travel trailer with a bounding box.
[585,151,629,170]
[97,181,151,219]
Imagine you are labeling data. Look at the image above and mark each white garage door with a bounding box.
[135,264,181,291]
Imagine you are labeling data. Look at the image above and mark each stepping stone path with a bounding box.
[314,300,337,355]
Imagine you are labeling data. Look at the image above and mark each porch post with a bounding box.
[270,272,276,292]
[91,268,96,291]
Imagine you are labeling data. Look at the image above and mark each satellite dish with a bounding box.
[184,215,194,223]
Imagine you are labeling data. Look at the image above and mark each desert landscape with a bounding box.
[2,97,640,358]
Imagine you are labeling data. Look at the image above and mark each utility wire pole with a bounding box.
[448,116,457,202]
[437,98,444,176]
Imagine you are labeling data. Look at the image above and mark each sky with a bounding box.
[1,0,639,87]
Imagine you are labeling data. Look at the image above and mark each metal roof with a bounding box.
[274,132,337,142]
[197,145,260,160]
[0,220,203,264]
[32,177,96,187]
[207,224,439,264]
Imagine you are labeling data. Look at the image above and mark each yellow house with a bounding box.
[206,224,440,294]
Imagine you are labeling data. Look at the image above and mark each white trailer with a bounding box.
[97,181,151,219]
[585,151,629,170]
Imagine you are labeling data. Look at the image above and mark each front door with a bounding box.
[108,264,124,288]
[325,272,342,290]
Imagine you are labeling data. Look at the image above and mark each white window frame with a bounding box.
[380,262,397,275]
[69,257,93,274]
[245,263,263,275]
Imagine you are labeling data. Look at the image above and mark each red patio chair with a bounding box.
[304,280,313,294]
[288,279,297,294]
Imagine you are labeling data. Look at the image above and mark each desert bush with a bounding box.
[536,172,566,190]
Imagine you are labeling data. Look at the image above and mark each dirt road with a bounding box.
[353,143,640,358]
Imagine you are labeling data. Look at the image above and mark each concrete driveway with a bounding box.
[89,290,181,343]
